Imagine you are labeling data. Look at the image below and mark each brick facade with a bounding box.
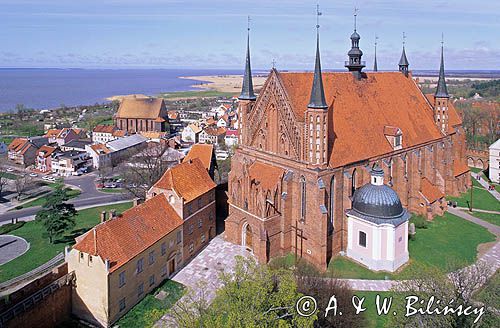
[226,70,470,271]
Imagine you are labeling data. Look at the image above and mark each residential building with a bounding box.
[489,139,500,183]
[51,150,91,176]
[106,134,148,166]
[55,128,87,146]
[147,158,216,263]
[181,123,202,143]
[216,114,229,128]
[60,139,92,152]
[36,145,57,173]
[114,97,170,133]
[199,127,226,146]
[86,144,112,169]
[224,129,239,148]
[182,144,217,180]
[68,194,184,327]
[226,24,469,271]
[44,129,61,144]
[8,137,48,167]
[92,125,126,144]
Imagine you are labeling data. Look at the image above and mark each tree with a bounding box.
[0,167,8,198]
[14,175,33,200]
[168,256,317,327]
[35,181,77,243]
[388,262,498,327]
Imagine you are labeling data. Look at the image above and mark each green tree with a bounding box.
[35,180,77,243]
[169,256,317,327]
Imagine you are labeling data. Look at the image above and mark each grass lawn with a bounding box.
[474,270,500,309]
[355,291,396,328]
[447,188,500,212]
[159,90,234,99]
[472,178,484,189]
[469,211,500,226]
[14,188,81,209]
[116,280,185,328]
[0,202,132,283]
[328,213,496,280]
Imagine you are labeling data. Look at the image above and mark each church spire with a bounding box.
[373,35,378,72]
[239,16,256,101]
[435,38,449,98]
[308,6,327,110]
[345,8,365,79]
[398,32,409,76]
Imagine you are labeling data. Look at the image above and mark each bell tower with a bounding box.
[306,5,329,168]
[238,16,257,146]
[434,38,450,134]
[345,8,365,79]
[398,32,409,77]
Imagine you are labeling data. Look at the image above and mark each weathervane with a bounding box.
[375,34,378,49]
[402,32,406,47]
[441,32,444,46]
[272,59,276,69]
[316,4,322,29]
[354,7,359,31]
[247,15,251,31]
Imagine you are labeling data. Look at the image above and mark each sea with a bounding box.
[0,68,243,112]
[0,68,498,113]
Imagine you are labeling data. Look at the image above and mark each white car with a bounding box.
[6,168,14,172]
[29,173,38,177]
[47,176,56,182]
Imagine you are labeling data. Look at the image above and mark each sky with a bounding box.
[0,0,498,70]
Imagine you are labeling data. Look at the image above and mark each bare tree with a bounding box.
[120,142,183,199]
[14,175,33,200]
[0,167,8,198]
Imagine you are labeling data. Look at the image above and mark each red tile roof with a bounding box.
[383,126,401,136]
[90,143,111,154]
[44,129,61,138]
[117,97,166,119]
[93,124,116,133]
[453,161,470,177]
[154,157,216,202]
[37,145,57,158]
[73,194,183,273]
[8,138,28,151]
[248,161,284,190]
[420,177,444,203]
[277,71,457,168]
[204,127,226,136]
[183,144,214,171]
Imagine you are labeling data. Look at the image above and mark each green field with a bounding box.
[13,188,81,209]
[0,202,132,283]
[116,280,185,328]
[159,90,234,99]
[447,188,500,212]
[0,172,17,180]
[328,213,496,280]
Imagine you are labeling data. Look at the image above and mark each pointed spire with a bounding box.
[398,32,409,76]
[239,16,256,101]
[373,35,378,72]
[308,26,328,109]
[435,37,449,98]
[345,8,365,78]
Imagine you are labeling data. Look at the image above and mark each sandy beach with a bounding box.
[180,75,268,93]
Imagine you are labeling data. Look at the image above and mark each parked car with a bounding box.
[29,173,38,177]
[42,176,50,181]
[6,167,14,172]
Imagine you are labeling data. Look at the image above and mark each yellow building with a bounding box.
[67,194,183,327]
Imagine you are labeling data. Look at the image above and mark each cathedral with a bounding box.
[225,19,470,270]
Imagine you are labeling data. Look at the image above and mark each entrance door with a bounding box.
[168,259,175,276]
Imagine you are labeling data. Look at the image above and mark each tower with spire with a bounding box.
[398,32,409,76]
[373,36,378,72]
[307,5,330,167]
[345,8,365,79]
[238,16,256,145]
[434,36,450,134]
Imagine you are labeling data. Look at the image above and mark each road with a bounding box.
[0,173,133,223]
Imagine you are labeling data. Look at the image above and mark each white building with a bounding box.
[51,151,91,176]
[346,165,409,272]
[489,139,500,183]
[92,124,126,144]
[181,124,202,143]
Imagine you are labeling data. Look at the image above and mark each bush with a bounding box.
[410,215,428,229]
[0,221,26,234]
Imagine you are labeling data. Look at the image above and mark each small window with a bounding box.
[198,218,202,228]
[398,236,403,242]
[394,135,402,147]
[137,283,144,297]
[149,251,155,265]
[79,252,84,261]
[189,224,194,235]
[201,234,206,243]
[189,243,194,254]
[88,255,93,265]
[359,231,367,247]
[119,298,126,312]
[198,198,202,208]
[119,271,126,288]
[149,275,155,287]
[161,242,167,256]
[137,258,144,273]
[177,231,182,244]
[161,265,167,277]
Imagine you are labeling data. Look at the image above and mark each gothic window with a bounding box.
[300,176,306,221]
[351,169,357,196]
[329,176,335,233]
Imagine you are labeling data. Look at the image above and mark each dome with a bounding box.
[351,183,404,219]
[350,31,360,40]
[347,164,410,225]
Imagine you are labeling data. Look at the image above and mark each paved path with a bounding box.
[0,235,29,265]
[473,173,500,201]
[457,207,500,215]
[448,207,500,236]
[156,236,251,327]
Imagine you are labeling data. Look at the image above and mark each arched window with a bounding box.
[351,169,357,196]
[329,176,335,233]
[300,176,306,221]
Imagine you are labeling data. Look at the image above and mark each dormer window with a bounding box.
[384,126,403,150]
[394,134,402,148]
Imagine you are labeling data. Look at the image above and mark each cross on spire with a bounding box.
[247,15,251,31]
[316,4,322,29]
[402,32,406,47]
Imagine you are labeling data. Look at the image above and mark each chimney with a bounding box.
[109,209,117,219]
[100,211,107,223]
